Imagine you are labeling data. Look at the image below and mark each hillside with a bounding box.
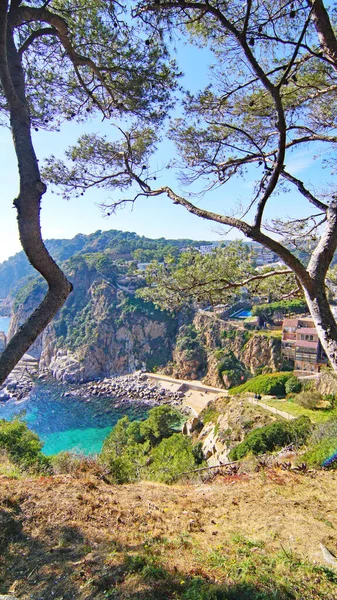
[6,254,178,381]
[0,229,212,306]
[1,469,337,599]
[2,235,284,385]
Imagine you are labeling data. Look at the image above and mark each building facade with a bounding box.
[281,317,327,372]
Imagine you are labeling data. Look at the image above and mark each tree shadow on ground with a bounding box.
[1,498,336,600]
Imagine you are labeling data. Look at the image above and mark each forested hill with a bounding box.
[0,229,214,302]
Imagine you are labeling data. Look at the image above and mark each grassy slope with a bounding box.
[264,399,337,423]
[1,470,337,599]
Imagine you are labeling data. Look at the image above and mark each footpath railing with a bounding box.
[248,397,295,420]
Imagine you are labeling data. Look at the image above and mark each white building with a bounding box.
[198,243,219,255]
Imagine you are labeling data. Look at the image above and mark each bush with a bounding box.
[229,372,293,396]
[252,299,307,320]
[140,405,181,446]
[146,434,198,483]
[294,390,322,409]
[0,419,50,472]
[285,376,302,395]
[229,416,312,460]
[175,325,207,366]
[100,407,201,484]
[302,420,337,468]
[215,349,248,386]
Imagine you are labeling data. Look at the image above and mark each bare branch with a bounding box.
[18,26,58,54]
[278,6,313,87]
[281,171,328,210]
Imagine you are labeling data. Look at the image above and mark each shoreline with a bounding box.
[0,367,226,418]
[0,370,194,416]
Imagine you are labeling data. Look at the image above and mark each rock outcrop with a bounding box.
[183,396,280,466]
[9,259,177,383]
[167,312,282,388]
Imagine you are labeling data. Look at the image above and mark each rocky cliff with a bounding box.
[166,312,282,388]
[183,395,280,466]
[8,256,177,383]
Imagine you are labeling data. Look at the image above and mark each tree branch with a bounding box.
[165,268,294,295]
[281,171,327,210]
[10,5,117,115]
[18,26,58,54]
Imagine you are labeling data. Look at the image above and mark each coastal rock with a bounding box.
[182,417,202,435]
[7,258,177,384]
[67,371,186,408]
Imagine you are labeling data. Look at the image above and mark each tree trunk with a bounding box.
[303,285,337,372]
[0,11,72,385]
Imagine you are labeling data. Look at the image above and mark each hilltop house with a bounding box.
[281,317,328,373]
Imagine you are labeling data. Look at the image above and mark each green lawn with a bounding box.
[253,329,282,338]
[264,399,337,423]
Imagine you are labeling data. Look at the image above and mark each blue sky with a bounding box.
[0,38,329,263]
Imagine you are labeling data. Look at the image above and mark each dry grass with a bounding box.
[1,468,337,599]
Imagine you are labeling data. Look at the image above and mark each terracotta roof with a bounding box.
[283,319,299,326]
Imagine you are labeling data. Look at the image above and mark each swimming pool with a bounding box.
[230,308,252,319]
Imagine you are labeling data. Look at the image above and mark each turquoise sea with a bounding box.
[0,382,147,456]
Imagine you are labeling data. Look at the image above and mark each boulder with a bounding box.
[183,417,203,435]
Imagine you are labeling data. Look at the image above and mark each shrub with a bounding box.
[100,407,200,484]
[294,391,322,409]
[175,324,207,365]
[252,299,307,320]
[285,376,302,395]
[229,372,293,396]
[140,405,181,446]
[146,434,199,483]
[0,419,50,472]
[182,577,217,600]
[302,420,337,468]
[215,349,248,386]
[229,416,312,460]
[303,438,337,469]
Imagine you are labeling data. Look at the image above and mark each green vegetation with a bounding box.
[252,299,307,321]
[138,243,254,310]
[265,399,337,423]
[294,390,322,409]
[0,419,50,473]
[229,416,312,460]
[199,400,222,425]
[175,325,207,368]
[229,372,293,396]
[114,532,337,600]
[303,420,337,469]
[285,375,302,395]
[100,406,202,484]
[1,229,212,306]
[215,348,249,386]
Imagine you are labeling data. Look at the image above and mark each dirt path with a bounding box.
[145,373,226,415]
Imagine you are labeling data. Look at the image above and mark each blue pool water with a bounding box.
[230,309,252,319]
[0,382,147,455]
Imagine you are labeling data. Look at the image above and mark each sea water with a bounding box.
[0,382,147,455]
